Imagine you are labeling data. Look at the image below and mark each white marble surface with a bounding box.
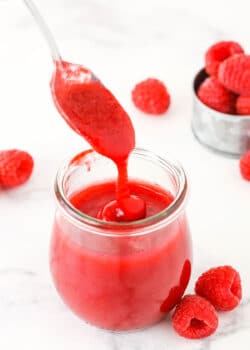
[0,0,250,348]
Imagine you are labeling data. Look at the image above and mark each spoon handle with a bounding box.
[23,0,62,63]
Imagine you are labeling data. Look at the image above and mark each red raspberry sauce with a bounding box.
[50,180,192,330]
[71,180,173,219]
[51,61,148,221]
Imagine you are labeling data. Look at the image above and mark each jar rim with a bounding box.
[55,148,188,236]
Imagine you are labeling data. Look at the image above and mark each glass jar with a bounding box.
[50,148,192,331]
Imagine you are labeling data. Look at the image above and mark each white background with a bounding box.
[0,0,249,349]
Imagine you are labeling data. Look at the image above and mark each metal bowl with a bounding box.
[192,69,250,157]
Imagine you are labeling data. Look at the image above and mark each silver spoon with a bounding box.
[22,0,135,160]
[22,1,145,221]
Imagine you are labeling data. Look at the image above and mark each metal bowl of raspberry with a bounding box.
[192,69,250,157]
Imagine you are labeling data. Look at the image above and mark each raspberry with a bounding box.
[205,41,244,76]
[236,96,250,115]
[197,77,236,114]
[0,150,34,188]
[218,54,250,95]
[132,78,170,115]
[172,295,218,339]
[239,151,250,181]
[195,266,242,311]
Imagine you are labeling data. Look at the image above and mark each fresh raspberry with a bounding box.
[197,77,236,114]
[132,78,170,115]
[195,266,242,311]
[239,151,250,181]
[172,295,218,339]
[218,54,250,95]
[0,150,34,188]
[236,96,250,115]
[205,41,244,76]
